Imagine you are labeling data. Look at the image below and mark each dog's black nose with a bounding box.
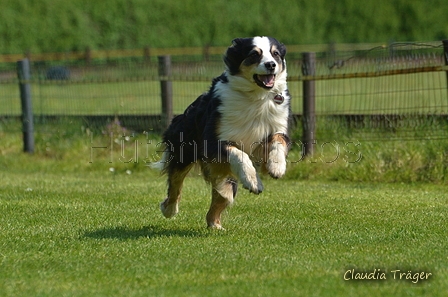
[264,61,276,70]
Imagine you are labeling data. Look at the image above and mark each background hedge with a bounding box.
[1,0,448,54]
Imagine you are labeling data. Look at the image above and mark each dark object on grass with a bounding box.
[46,66,70,80]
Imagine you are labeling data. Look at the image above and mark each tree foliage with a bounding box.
[1,0,447,54]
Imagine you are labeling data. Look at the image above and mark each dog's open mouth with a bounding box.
[254,74,275,89]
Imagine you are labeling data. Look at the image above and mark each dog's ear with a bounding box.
[224,38,246,75]
[231,38,244,47]
[268,37,286,58]
[278,42,287,58]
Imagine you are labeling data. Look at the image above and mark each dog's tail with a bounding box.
[150,151,170,173]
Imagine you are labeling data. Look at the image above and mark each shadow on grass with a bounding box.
[83,225,209,240]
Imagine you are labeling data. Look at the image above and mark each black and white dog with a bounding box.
[154,36,291,229]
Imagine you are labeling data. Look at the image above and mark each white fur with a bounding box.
[252,36,280,74]
[214,179,235,204]
[150,151,170,171]
[267,140,287,178]
[216,71,289,154]
[228,146,263,194]
[208,223,225,230]
[217,37,289,154]
[216,36,289,186]
[160,198,178,218]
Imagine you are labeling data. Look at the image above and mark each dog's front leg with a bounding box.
[266,133,289,179]
[227,145,263,194]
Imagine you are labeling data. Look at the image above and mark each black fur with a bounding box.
[161,74,228,173]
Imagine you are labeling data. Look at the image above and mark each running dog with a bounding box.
[153,36,291,229]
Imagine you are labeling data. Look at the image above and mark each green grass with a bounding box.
[0,123,448,296]
[1,168,447,296]
[0,80,211,116]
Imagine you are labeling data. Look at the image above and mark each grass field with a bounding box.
[0,80,210,116]
[1,167,447,296]
[1,124,448,296]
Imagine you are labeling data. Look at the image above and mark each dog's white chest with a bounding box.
[217,94,289,153]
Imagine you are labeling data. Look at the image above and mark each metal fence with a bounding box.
[1,41,448,147]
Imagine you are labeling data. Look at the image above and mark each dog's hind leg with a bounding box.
[206,178,237,230]
[160,164,193,218]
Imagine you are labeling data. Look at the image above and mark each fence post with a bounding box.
[302,52,316,157]
[143,46,151,63]
[158,55,173,128]
[85,47,92,65]
[203,44,210,62]
[443,40,448,93]
[17,58,34,154]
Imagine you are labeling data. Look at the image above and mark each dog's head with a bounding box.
[224,36,287,90]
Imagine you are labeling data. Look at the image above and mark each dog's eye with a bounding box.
[243,50,261,66]
[273,50,280,57]
[249,51,260,58]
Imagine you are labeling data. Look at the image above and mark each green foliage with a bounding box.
[1,0,448,54]
[287,117,448,183]
[1,117,448,184]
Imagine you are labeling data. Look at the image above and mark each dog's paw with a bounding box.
[267,143,287,179]
[207,223,226,230]
[267,155,287,179]
[229,147,263,194]
[160,198,178,218]
[240,168,264,194]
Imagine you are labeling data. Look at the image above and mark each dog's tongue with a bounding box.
[258,74,275,87]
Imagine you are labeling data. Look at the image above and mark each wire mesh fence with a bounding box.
[1,42,447,143]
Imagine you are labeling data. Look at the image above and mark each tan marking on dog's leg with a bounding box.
[206,179,235,230]
[266,133,288,179]
[160,165,193,218]
[251,141,269,174]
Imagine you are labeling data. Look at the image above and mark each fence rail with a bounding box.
[0,42,394,63]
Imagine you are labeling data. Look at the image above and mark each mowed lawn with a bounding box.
[0,167,447,296]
